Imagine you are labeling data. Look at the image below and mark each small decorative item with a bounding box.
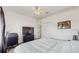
[57,20,71,29]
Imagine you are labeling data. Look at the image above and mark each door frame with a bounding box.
[0,7,6,53]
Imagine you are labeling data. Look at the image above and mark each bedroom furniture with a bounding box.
[5,33,18,52]
[23,27,34,43]
[23,34,34,42]
[73,35,79,41]
[73,35,77,40]
[13,38,79,53]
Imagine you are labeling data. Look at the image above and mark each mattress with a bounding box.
[13,38,79,53]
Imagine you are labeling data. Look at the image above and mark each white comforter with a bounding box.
[13,38,79,53]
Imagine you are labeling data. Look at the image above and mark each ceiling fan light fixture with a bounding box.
[33,6,43,15]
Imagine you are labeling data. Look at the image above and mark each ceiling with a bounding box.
[5,6,78,19]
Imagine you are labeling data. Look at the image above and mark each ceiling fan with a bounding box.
[33,6,44,15]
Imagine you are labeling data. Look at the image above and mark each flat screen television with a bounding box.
[22,27,34,42]
[22,27,34,35]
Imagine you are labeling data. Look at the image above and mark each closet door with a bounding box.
[0,7,5,53]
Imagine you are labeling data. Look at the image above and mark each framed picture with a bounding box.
[57,20,71,29]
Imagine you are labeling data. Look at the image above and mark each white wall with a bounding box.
[3,7,39,43]
[41,8,79,40]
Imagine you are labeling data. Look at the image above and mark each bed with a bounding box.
[12,38,79,53]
